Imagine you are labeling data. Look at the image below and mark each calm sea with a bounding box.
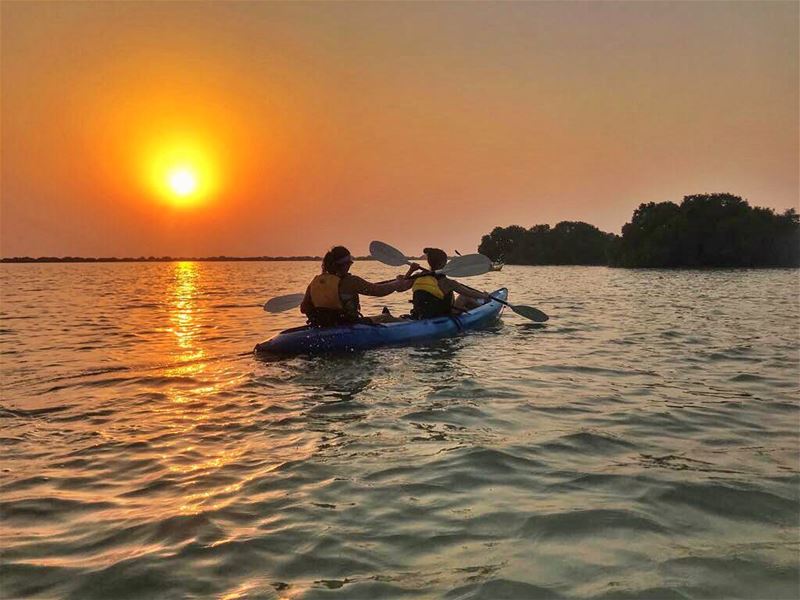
[1,262,798,599]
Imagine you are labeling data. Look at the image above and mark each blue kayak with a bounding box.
[255,288,507,356]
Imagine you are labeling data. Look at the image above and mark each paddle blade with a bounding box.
[510,304,549,322]
[264,293,305,313]
[439,253,492,277]
[369,241,410,267]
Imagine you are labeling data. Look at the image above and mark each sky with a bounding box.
[2,1,798,257]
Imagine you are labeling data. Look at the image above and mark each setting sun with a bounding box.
[143,137,220,208]
[167,168,198,198]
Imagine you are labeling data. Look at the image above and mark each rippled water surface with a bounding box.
[1,262,798,599]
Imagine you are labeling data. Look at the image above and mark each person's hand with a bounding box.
[408,262,421,272]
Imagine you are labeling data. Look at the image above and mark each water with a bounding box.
[1,262,798,599]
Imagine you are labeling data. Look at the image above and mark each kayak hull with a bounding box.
[255,288,507,356]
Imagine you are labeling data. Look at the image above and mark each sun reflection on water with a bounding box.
[168,261,205,368]
[156,262,271,516]
[108,262,318,523]
[161,261,216,417]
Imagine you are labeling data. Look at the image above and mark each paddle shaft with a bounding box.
[456,282,540,318]
[485,292,548,322]
[490,296,513,309]
[454,281,508,307]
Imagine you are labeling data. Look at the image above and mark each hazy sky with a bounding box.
[2,1,798,257]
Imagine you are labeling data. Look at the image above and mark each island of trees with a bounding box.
[478,194,799,268]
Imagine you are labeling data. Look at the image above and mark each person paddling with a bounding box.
[406,247,490,319]
[300,246,411,327]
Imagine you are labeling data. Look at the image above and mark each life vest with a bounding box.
[307,273,360,326]
[309,274,343,309]
[411,274,454,319]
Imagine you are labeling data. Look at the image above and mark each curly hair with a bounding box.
[423,247,448,271]
[322,246,352,274]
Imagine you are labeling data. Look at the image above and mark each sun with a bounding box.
[167,167,198,197]
[144,138,220,208]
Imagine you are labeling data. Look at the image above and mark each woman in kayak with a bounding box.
[300,245,412,327]
[406,247,490,319]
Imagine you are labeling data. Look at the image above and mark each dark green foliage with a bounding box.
[610,194,799,267]
[478,221,616,265]
[478,194,799,267]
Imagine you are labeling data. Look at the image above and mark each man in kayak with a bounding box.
[405,247,491,319]
[300,246,412,327]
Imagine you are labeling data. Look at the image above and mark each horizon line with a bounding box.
[0,256,409,263]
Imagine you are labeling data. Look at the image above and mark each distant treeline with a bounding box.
[479,221,614,266]
[479,194,800,268]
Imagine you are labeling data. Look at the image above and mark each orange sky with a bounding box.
[2,1,798,257]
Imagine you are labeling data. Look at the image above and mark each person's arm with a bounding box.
[300,285,313,314]
[444,278,490,300]
[348,275,410,297]
[404,262,422,278]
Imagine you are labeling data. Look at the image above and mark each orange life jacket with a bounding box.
[309,274,343,310]
[307,273,360,326]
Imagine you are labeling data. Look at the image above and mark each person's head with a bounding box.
[322,246,354,275]
[423,247,448,271]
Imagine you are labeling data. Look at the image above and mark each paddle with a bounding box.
[368,240,410,267]
[264,293,306,313]
[265,286,549,321]
[492,298,549,322]
[446,277,550,323]
[263,276,403,313]
[438,253,492,277]
[369,241,491,277]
